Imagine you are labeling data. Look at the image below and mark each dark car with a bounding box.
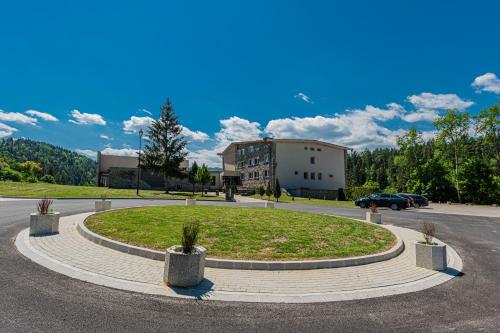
[397,193,429,208]
[355,193,409,210]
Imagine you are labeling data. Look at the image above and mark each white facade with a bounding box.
[220,139,349,194]
[275,141,347,191]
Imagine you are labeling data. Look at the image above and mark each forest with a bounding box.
[0,138,96,185]
[346,103,499,204]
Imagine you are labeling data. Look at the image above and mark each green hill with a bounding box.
[0,138,95,185]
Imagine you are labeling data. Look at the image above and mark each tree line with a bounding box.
[346,103,499,204]
[0,138,96,185]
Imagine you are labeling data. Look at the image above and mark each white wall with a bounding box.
[274,142,346,190]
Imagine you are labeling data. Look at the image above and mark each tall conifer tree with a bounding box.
[142,99,188,193]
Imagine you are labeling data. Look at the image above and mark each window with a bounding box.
[318,172,322,180]
[304,147,308,150]
[310,147,315,151]
[248,159,253,166]
[249,146,254,153]
[248,172,253,179]
[210,176,216,186]
[310,157,315,164]
[254,158,259,165]
[240,173,245,180]
[317,148,322,152]
[294,171,298,175]
[264,170,269,178]
[311,172,316,180]
[264,155,269,164]
[329,174,333,178]
[304,172,308,179]
[254,171,259,179]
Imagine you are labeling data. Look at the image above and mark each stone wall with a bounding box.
[235,141,274,189]
[108,167,165,189]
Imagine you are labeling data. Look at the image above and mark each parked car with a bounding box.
[397,193,429,208]
[355,193,409,210]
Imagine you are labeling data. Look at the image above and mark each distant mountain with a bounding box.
[0,138,96,185]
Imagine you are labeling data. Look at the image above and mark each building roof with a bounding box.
[218,138,351,155]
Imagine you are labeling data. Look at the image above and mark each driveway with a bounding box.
[1,199,499,332]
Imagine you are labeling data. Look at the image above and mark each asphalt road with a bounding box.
[1,199,499,332]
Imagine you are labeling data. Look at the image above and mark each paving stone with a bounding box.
[19,212,463,303]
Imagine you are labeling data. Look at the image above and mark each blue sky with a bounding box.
[1,0,499,165]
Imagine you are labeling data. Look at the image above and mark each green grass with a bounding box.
[250,193,356,208]
[85,206,395,260]
[0,181,223,200]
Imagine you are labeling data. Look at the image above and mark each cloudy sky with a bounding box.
[0,1,499,166]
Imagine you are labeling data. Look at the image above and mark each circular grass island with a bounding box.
[85,206,396,261]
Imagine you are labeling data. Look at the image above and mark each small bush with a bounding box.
[181,221,200,254]
[0,167,23,182]
[25,175,38,183]
[383,186,398,194]
[258,185,265,198]
[40,174,56,184]
[421,223,436,244]
[37,197,53,215]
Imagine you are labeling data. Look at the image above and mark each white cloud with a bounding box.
[69,110,106,125]
[182,126,210,142]
[0,122,17,138]
[101,147,138,157]
[25,109,58,122]
[75,149,97,159]
[123,116,154,134]
[187,148,223,167]
[0,110,37,125]
[139,108,152,116]
[294,92,314,104]
[265,104,404,150]
[187,116,262,167]
[100,134,112,140]
[407,92,474,111]
[401,109,440,122]
[215,116,262,144]
[472,72,500,94]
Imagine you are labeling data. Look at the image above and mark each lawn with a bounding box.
[250,193,356,208]
[0,181,223,200]
[85,206,395,260]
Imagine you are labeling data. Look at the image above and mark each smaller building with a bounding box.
[96,152,223,191]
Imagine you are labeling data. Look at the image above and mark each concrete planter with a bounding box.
[366,212,382,224]
[185,198,196,206]
[95,200,112,212]
[29,212,60,236]
[415,242,447,270]
[265,201,275,208]
[164,246,206,287]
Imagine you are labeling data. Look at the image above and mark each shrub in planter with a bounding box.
[95,194,112,212]
[164,221,206,287]
[415,223,447,271]
[29,198,60,236]
[366,202,382,224]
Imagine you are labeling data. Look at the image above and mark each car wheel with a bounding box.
[390,203,399,210]
[414,203,420,208]
[359,202,366,208]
